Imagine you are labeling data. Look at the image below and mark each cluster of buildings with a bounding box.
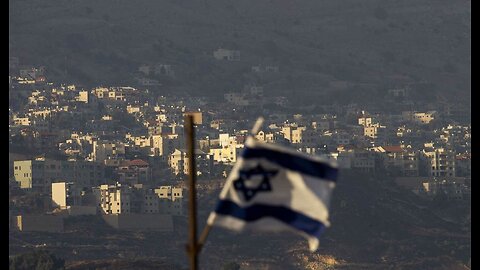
[9,63,471,233]
[11,180,183,232]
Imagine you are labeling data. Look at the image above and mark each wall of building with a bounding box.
[14,215,64,232]
[102,214,173,231]
[67,206,97,216]
[52,182,67,208]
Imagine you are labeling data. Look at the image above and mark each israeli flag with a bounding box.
[207,137,338,251]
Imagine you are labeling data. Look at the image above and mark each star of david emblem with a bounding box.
[233,165,278,201]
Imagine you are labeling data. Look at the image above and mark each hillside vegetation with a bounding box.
[9,0,470,103]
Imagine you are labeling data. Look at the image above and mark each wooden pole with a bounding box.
[197,116,265,253]
[185,115,198,270]
[197,223,212,253]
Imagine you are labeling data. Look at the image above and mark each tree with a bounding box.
[9,251,65,270]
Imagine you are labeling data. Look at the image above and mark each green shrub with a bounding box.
[9,251,65,270]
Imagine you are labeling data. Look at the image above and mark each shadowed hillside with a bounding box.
[9,171,470,269]
[188,171,471,269]
[9,0,470,103]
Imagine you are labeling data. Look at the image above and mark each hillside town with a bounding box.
[9,0,471,267]
[9,62,471,231]
[8,62,471,268]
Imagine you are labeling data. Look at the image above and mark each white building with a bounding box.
[51,182,81,209]
[94,184,132,215]
[213,48,240,61]
[422,145,456,177]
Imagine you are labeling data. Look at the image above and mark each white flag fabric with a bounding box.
[207,137,338,251]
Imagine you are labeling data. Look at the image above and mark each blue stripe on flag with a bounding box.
[241,146,338,181]
[215,199,326,239]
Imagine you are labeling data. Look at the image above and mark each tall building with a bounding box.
[422,146,456,177]
[94,184,132,215]
[51,182,82,209]
[168,149,212,176]
[13,158,105,192]
[281,125,306,144]
[116,159,151,185]
[92,141,126,162]
[155,186,184,216]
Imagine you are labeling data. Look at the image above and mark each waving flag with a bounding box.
[207,136,338,251]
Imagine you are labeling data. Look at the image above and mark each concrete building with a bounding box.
[281,125,306,144]
[422,179,470,200]
[251,65,279,73]
[13,159,105,191]
[13,215,63,232]
[223,92,250,106]
[168,149,212,176]
[94,184,132,215]
[358,116,373,127]
[213,48,240,61]
[12,116,31,126]
[153,64,175,77]
[149,135,181,158]
[116,159,151,185]
[209,134,244,164]
[373,146,419,176]
[351,150,376,173]
[183,111,203,125]
[422,146,456,177]
[102,213,173,231]
[155,186,184,216]
[455,154,471,177]
[129,185,160,214]
[324,151,352,169]
[92,141,126,162]
[255,130,275,143]
[363,123,386,139]
[155,186,183,201]
[51,182,82,209]
[331,132,350,146]
[76,91,89,103]
[403,111,437,124]
[95,183,172,215]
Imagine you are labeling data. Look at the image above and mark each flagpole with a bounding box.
[185,115,198,270]
[197,116,264,253]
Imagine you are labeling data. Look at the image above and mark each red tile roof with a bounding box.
[128,159,149,166]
